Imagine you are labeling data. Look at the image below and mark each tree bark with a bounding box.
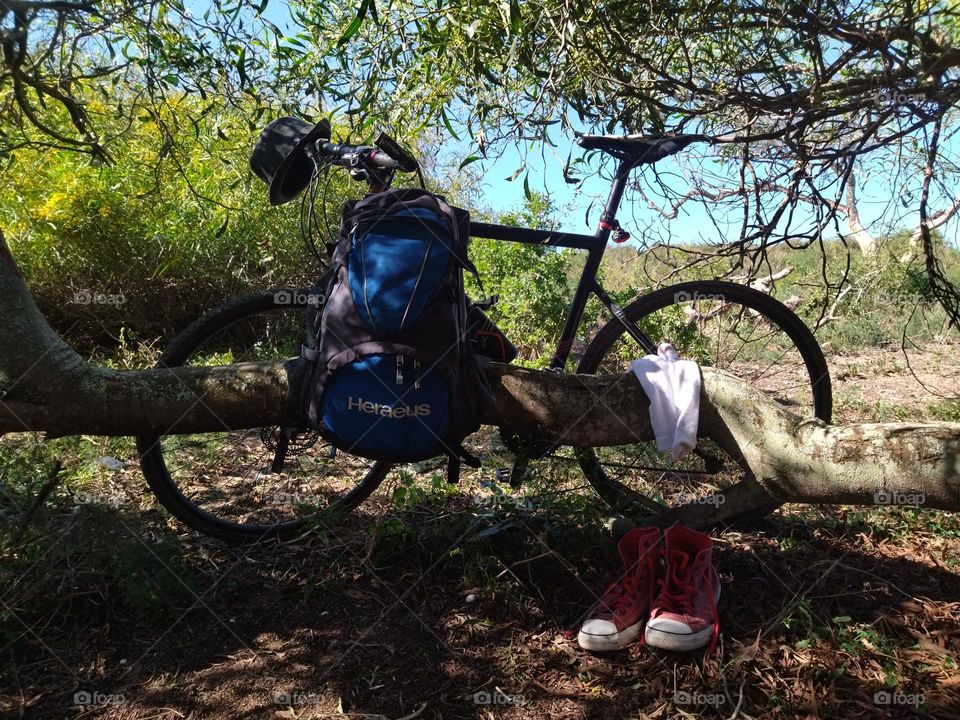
[843,171,878,255]
[2,232,959,525]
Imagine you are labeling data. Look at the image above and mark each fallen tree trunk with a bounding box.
[2,233,959,526]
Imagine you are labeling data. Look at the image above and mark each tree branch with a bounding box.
[2,234,959,527]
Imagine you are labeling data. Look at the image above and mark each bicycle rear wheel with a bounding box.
[136,291,391,543]
[576,280,831,522]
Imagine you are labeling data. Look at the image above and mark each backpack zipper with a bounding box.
[414,359,422,389]
[400,234,434,331]
[357,232,377,330]
[396,354,404,385]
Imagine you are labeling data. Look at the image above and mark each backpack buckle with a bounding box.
[472,293,500,310]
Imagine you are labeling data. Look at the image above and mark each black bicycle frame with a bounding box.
[469,158,657,370]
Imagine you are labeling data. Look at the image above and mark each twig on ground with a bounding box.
[394,701,428,720]
[15,459,63,541]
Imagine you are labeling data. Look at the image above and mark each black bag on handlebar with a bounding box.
[286,188,495,478]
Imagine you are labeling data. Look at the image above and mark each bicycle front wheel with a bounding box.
[136,291,391,543]
[576,280,831,522]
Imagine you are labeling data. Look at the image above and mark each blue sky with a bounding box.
[458,135,834,242]
[457,131,957,251]
[465,135,713,237]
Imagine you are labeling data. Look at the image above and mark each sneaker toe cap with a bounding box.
[579,618,619,637]
[577,618,642,651]
[646,615,699,635]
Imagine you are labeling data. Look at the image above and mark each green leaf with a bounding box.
[523,172,532,200]
[236,47,248,88]
[509,0,521,34]
[459,155,481,169]
[338,0,369,47]
[441,109,460,140]
[505,164,525,182]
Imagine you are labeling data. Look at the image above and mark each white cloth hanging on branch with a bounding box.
[628,342,701,461]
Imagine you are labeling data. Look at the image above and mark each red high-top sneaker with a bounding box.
[644,525,720,652]
[578,527,661,652]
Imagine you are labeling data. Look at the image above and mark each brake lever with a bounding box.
[374,132,419,172]
[344,146,394,189]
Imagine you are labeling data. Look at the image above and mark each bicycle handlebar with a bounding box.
[315,141,403,171]
[313,129,419,180]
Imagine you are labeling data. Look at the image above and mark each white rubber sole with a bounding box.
[644,622,714,651]
[577,619,643,652]
[644,583,721,652]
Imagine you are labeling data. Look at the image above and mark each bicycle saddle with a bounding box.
[575,132,706,163]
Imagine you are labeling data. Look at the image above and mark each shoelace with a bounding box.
[562,553,657,639]
[593,573,643,618]
[655,552,720,655]
[658,551,701,610]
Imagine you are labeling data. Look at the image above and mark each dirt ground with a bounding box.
[829,340,960,422]
[2,343,960,720]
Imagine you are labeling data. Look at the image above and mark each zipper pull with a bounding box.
[414,359,422,389]
[396,354,404,385]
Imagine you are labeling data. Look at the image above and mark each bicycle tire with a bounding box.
[136,290,391,543]
[576,279,832,522]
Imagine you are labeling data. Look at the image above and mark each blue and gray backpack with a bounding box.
[286,188,495,478]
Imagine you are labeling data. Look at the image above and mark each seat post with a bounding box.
[597,159,634,232]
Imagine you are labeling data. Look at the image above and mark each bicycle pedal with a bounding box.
[501,458,532,488]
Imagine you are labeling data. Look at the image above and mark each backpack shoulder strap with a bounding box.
[302,263,337,359]
[432,198,483,288]
[445,444,482,485]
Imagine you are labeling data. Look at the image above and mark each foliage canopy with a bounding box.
[2,0,960,324]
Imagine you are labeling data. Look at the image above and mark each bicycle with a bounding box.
[136,131,832,543]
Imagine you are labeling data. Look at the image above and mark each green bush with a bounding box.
[466,194,573,366]
[0,97,351,348]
